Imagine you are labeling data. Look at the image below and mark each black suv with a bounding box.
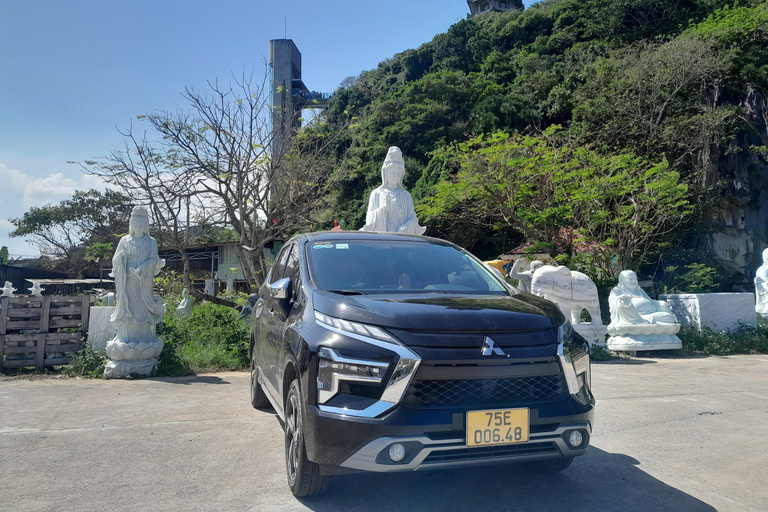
[248,232,593,496]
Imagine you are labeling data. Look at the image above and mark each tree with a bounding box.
[0,246,9,265]
[83,71,350,305]
[419,128,693,275]
[9,189,132,276]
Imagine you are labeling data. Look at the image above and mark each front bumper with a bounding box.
[340,423,592,472]
[303,396,594,471]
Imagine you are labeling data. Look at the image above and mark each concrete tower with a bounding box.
[467,0,523,17]
[269,39,330,159]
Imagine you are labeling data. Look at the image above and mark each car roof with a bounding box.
[301,231,453,245]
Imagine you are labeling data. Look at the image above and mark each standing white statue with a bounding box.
[509,259,544,293]
[755,248,768,316]
[607,270,681,351]
[28,282,45,297]
[176,288,193,318]
[1,281,16,297]
[360,146,426,235]
[104,206,166,378]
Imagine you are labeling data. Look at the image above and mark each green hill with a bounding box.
[313,0,768,285]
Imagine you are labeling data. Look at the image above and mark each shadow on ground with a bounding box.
[146,375,232,385]
[299,447,713,512]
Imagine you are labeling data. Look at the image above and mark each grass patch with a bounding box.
[590,345,613,361]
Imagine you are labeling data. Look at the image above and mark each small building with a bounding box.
[25,278,114,296]
[0,264,68,295]
[159,241,284,293]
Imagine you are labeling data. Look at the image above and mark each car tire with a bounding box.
[284,379,332,497]
[526,456,575,473]
[250,354,270,409]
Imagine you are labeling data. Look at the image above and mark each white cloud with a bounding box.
[0,163,113,258]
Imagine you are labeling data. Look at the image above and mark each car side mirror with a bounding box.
[269,277,292,301]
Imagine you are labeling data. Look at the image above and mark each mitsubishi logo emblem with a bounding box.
[482,336,505,356]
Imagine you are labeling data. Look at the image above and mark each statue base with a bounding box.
[607,334,682,352]
[573,324,607,347]
[104,358,158,378]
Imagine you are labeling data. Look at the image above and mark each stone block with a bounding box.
[87,306,117,351]
[573,324,607,347]
[659,293,757,333]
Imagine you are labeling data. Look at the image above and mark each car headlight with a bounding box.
[314,311,421,411]
[557,320,591,395]
[317,347,388,404]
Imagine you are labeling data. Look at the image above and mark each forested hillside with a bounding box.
[314,0,768,287]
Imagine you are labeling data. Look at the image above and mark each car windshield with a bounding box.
[306,240,508,295]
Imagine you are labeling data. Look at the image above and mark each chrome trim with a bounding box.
[340,423,591,472]
[557,342,581,395]
[257,371,285,420]
[317,401,396,418]
[317,348,388,404]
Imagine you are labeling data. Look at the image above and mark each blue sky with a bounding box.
[0,0,530,258]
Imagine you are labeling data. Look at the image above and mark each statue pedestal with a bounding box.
[607,334,682,352]
[573,324,607,347]
[87,306,117,352]
[104,335,163,378]
[659,293,756,333]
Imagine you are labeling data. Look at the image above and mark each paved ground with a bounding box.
[1,355,767,512]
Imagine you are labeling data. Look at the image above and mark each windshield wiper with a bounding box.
[325,289,365,296]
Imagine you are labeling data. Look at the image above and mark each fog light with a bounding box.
[389,443,406,462]
[569,430,584,448]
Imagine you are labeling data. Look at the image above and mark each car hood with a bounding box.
[312,291,565,333]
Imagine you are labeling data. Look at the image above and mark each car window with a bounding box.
[269,243,293,284]
[284,245,300,281]
[306,240,507,295]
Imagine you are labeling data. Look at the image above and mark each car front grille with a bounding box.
[402,374,567,408]
[422,441,558,464]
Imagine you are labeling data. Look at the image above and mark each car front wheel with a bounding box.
[284,379,331,497]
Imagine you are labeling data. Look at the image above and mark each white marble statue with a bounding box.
[509,259,544,293]
[530,265,601,325]
[176,288,193,318]
[755,248,768,316]
[360,146,426,235]
[1,281,17,298]
[28,282,45,297]
[104,206,166,378]
[607,270,681,351]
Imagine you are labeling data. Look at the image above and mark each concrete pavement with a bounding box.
[1,355,767,511]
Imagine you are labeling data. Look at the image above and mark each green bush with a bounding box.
[64,344,107,378]
[157,301,250,375]
[590,345,613,361]
[679,325,768,355]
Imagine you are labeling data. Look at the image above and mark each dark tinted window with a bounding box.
[306,240,507,294]
[269,244,293,283]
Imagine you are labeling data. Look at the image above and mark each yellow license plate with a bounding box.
[466,408,529,447]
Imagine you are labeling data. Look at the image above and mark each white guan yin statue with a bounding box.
[607,270,681,351]
[360,146,426,235]
[104,206,166,378]
[755,248,768,317]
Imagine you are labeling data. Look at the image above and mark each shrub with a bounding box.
[64,344,107,378]
[590,345,613,361]
[678,325,768,355]
[158,301,250,374]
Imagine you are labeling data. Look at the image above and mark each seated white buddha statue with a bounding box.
[360,146,426,235]
[607,271,680,351]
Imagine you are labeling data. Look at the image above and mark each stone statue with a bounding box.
[104,206,166,378]
[755,248,768,316]
[530,265,601,325]
[607,270,681,351]
[1,281,17,298]
[176,288,193,318]
[28,282,45,297]
[509,259,544,293]
[360,146,426,235]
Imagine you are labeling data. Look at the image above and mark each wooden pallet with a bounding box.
[0,296,90,371]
